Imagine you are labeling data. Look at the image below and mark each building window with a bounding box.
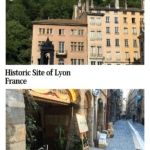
[91,46,95,56]
[140,18,144,24]
[132,28,136,34]
[97,31,101,40]
[78,42,84,51]
[132,18,136,24]
[74,59,77,65]
[70,59,84,65]
[59,42,64,53]
[59,29,65,35]
[133,39,137,47]
[82,59,84,65]
[140,12,143,15]
[125,52,129,60]
[115,39,119,46]
[107,52,111,60]
[114,11,118,14]
[47,28,53,34]
[97,46,102,56]
[116,52,120,60]
[97,18,101,25]
[97,10,100,13]
[58,59,64,65]
[140,42,144,51]
[115,27,119,34]
[123,11,126,14]
[70,59,73,65]
[106,17,110,23]
[91,61,95,65]
[123,17,127,23]
[39,28,45,34]
[124,39,129,47]
[114,17,118,23]
[78,30,84,35]
[134,52,138,60]
[131,12,135,15]
[124,28,128,34]
[106,10,109,13]
[90,31,95,40]
[97,62,102,65]
[71,30,74,35]
[71,42,77,51]
[106,27,110,33]
[106,39,110,46]
[90,17,95,24]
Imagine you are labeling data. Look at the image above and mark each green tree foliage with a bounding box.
[6,0,141,64]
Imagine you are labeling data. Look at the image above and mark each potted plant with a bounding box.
[54,124,67,150]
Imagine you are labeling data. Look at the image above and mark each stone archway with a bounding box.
[84,90,94,147]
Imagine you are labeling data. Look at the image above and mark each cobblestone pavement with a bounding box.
[106,119,136,150]
[128,119,144,141]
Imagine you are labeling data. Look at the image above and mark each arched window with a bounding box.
[58,59,64,65]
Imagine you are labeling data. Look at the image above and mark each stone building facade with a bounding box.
[6,90,26,150]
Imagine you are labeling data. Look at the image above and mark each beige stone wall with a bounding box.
[6,90,26,150]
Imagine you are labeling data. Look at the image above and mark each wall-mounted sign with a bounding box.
[76,114,88,133]
[92,89,99,96]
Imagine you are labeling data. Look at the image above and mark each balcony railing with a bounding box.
[90,53,103,57]
[56,50,68,58]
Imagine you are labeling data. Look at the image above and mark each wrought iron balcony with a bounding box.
[56,50,68,58]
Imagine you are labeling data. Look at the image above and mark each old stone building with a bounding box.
[6,89,107,150]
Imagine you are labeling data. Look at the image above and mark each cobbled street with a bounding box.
[91,119,144,150]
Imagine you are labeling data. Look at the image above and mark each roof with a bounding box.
[32,19,87,26]
[90,6,144,12]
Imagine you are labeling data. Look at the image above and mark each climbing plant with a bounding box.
[24,90,41,150]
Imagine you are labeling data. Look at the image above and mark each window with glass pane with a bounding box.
[43,29,45,34]
[78,59,80,65]
[134,52,138,60]
[90,31,95,40]
[107,52,111,60]
[50,29,53,34]
[81,43,84,51]
[115,39,119,46]
[59,42,64,53]
[106,10,109,13]
[131,12,135,15]
[71,30,74,35]
[114,11,118,14]
[125,39,128,47]
[125,52,129,59]
[115,27,119,33]
[132,28,136,34]
[140,12,143,15]
[124,28,128,34]
[47,29,49,34]
[82,59,84,65]
[106,39,110,46]
[90,17,95,24]
[39,28,42,34]
[97,18,101,25]
[70,59,73,65]
[74,30,77,35]
[106,27,110,33]
[91,61,95,65]
[62,29,65,35]
[81,30,84,35]
[78,30,81,35]
[132,18,136,23]
[97,10,100,13]
[74,42,77,51]
[97,31,101,40]
[91,46,95,55]
[140,18,144,24]
[124,17,127,23]
[106,17,109,23]
[58,59,64,65]
[97,62,102,65]
[114,17,118,23]
[123,11,126,14]
[97,46,102,56]
[133,39,137,47]
[74,59,76,65]
[116,52,120,60]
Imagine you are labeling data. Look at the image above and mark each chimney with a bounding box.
[85,0,89,12]
[114,0,119,9]
[78,0,81,7]
[91,0,94,8]
[125,0,127,9]
[141,0,144,10]
[108,3,110,9]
